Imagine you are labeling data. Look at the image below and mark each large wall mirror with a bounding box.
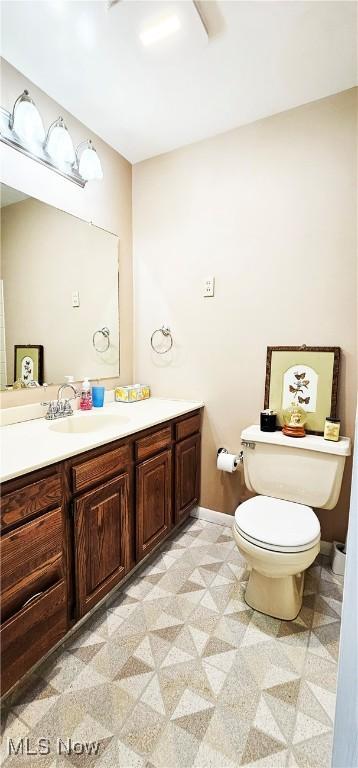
[0,184,120,391]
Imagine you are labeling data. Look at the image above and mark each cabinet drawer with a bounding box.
[72,444,130,493]
[175,413,201,442]
[1,581,67,695]
[1,507,64,623]
[135,427,172,462]
[1,473,62,531]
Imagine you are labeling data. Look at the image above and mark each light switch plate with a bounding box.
[203,276,215,297]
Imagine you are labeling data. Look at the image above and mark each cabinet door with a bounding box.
[137,450,172,561]
[175,434,201,523]
[74,474,129,617]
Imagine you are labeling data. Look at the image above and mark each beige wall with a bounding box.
[133,89,357,542]
[1,58,356,541]
[2,197,119,385]
[0,58,133,405]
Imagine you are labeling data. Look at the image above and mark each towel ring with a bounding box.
[93,327,110,352]
[151,326,173,354]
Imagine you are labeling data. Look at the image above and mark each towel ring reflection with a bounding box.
[93,327,110,352]
[151,326,173,354]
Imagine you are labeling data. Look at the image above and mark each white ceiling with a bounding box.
[1,1,357,163]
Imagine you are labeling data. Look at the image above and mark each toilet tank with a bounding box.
[241,425,351,510]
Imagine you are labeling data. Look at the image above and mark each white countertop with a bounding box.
[0,398,203,483]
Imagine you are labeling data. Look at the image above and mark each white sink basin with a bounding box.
[49,414,127,434]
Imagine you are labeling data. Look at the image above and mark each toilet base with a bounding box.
[233,524,320,622]
[245,568,304,621]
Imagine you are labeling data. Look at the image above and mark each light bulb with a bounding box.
[45,117,76,166]
[11,90,45,148]
[78,141,103,181]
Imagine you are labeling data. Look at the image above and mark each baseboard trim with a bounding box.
[190,506,234,526]
[191,507,333,557]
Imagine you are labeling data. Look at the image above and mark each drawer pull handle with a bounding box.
[22,592,44,609]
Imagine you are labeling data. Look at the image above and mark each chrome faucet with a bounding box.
[41,382,79,420]
[57,382,78,401]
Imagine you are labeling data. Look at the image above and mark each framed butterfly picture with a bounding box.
[264,346,340,435]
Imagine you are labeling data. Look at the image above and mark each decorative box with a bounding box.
[115,384,151,403]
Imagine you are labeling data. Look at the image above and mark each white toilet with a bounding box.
[233,425,350,620]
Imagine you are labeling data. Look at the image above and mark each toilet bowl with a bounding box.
[232,425,351,621]
[233,496,320,620]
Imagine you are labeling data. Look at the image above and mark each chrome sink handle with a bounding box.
[41,400,70,420]
[62,399,74,417]
[41,400,62,420]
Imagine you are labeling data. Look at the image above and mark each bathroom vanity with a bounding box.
[0,399,203,695]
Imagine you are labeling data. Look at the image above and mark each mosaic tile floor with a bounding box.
[1,518,343,768]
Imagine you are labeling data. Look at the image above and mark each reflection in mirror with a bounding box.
[0,184,119,390]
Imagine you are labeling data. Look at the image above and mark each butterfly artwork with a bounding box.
[265,346,340,434]
[282,365,318,412]
[288,373,310,397]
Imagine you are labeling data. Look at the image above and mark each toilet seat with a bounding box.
[234,495,321,553]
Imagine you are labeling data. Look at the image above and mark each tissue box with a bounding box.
[115,385,150,402]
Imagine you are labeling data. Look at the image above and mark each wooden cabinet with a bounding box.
[1,466,62,531]
[135,427,172,462]
[0,501,67,694]
[74,474,129,617]
[0,408,202,695]
[175,433,201,523]
[1,582,67,695]
[175,413,201,442]
[1,507,64,623]
[72,445,129,494]
[137,449,172,561]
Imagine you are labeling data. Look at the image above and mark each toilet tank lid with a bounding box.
[241,425,351,457]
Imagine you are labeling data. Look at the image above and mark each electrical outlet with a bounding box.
[203,276,215,298]
[72,290,80,308]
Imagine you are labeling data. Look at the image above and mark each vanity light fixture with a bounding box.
[9,90,45,147]
[45,116,76,166]
[76,139,103,181]
[0,90,103,187]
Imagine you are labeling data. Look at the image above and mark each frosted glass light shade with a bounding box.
[12,91,45,147]
[78,142,103,181]
[6,90,100,186]
[140,15,181,46]
[45,118,76,165]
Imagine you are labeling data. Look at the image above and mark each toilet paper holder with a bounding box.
[217,447,243,467]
